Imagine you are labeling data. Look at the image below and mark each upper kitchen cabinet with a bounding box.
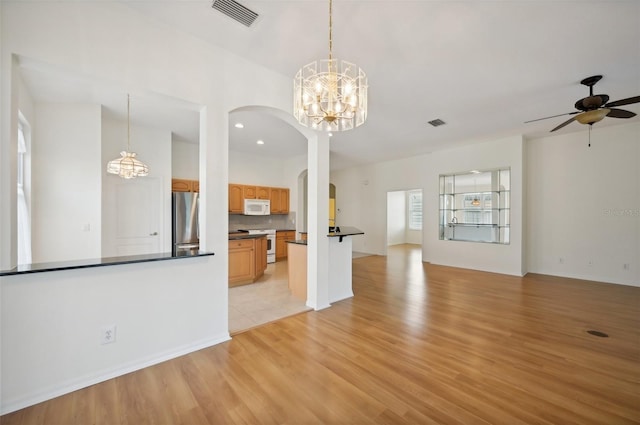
[228,183,289,214]
[172,178,199,192]
[229,184,244,213]
[243,185,257,199]
[241,185,269,200]
[270,188,290,214]
[256,186,271,200]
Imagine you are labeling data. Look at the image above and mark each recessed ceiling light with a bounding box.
[470,170,481,174]
[234,123,244,129]
[328,132,333,137]
[256,140,264,145]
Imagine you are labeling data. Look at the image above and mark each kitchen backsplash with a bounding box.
[229,212,296,231]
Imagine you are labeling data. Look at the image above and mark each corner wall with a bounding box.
[526,122,640,286]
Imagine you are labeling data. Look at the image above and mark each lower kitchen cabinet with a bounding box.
[229,237,267,286]
[276,230,296,261]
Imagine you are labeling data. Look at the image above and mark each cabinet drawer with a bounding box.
[229,239,254,250]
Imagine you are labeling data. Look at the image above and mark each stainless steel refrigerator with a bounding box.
[172,192,199,256]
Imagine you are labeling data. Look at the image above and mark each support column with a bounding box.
[306,132,330,310]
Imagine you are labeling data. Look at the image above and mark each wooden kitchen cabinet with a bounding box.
[229,183,290,214]
[172,178,199,192]
[229,239,255,286]
[256,186,271,200]
[229,184,244,213]
[256,236,268,273]
[243,185,257,199]
[276,230,295,261]
[270,188,290,214]
[228,236,267,286]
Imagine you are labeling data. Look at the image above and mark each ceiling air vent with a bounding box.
[212,0,258,27]
[428,119,446,127]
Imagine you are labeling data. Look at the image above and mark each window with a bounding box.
[17,114,32,264]
[408,190,422,230]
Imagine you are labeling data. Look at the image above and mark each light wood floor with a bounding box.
[3,244,639,424]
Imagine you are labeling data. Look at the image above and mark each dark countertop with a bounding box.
[276,229,296,232]
[285,239,307,245]
[327,226,364,238]
[0,251,215,276]
[228,234,267,241]
[447,223,499,227]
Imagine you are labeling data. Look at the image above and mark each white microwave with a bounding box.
[244,199,270,215]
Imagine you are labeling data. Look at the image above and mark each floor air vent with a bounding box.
[212,0,258,27]
[428,118,446,127]
[587,330,609,338]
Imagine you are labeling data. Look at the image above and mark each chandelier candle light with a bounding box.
[106,94,149,179]
[293,0,368,132]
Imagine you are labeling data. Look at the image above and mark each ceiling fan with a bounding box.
[526,75,640,132]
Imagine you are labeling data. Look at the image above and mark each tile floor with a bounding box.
[229,259,311,334]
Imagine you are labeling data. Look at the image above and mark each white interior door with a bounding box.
[104,177,163,256]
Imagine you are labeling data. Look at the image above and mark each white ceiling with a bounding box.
[20,1,640,170]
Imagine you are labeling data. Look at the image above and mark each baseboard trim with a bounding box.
[1,333,231,415]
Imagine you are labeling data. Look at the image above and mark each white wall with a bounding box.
[332,136,524,275]
[172,139,199,180]
[334,124,638,286]
[331,155,426,255]
[1,256,224,413]
[31,103,102,263]
[527,122,639,286]
[1,1,295,413]
[424,136,525,276]
[387,191,406,245]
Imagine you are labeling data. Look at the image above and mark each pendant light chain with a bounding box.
[127,94,131,152]
[328,0,333,62]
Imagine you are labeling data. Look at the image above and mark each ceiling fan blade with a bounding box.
[550,116,577,132]
[605,96,640,108]
[607,108,637,119]
[524,111,578,124]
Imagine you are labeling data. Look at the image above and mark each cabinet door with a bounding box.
[276,234,286,260]
[280,189,290,213]
[229,184,244,213]
[270,189,282,214]
[229,240,255,286]
[256,186,271,200]
[172,179,192,192]
[243,186,257,199]
[256,237,267,272]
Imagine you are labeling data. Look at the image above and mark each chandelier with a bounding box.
[106,94,149,179]
[293,0,368,132]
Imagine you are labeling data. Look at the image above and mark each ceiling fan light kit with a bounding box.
[576,108,610,125]
[526,75,639,135]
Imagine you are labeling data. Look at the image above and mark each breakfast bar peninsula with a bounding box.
[287,226,364,304]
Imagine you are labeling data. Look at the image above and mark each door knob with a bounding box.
[150,232,158,236]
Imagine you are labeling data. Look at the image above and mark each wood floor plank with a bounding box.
[2,244,639,424]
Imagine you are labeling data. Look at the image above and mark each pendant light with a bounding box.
[106,94,149,179]
[293,0,368,132]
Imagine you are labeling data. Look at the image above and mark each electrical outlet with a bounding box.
[559,257,564,264]
[623,263,630,271]
[588,260,594,266]
[101,324,117,345]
